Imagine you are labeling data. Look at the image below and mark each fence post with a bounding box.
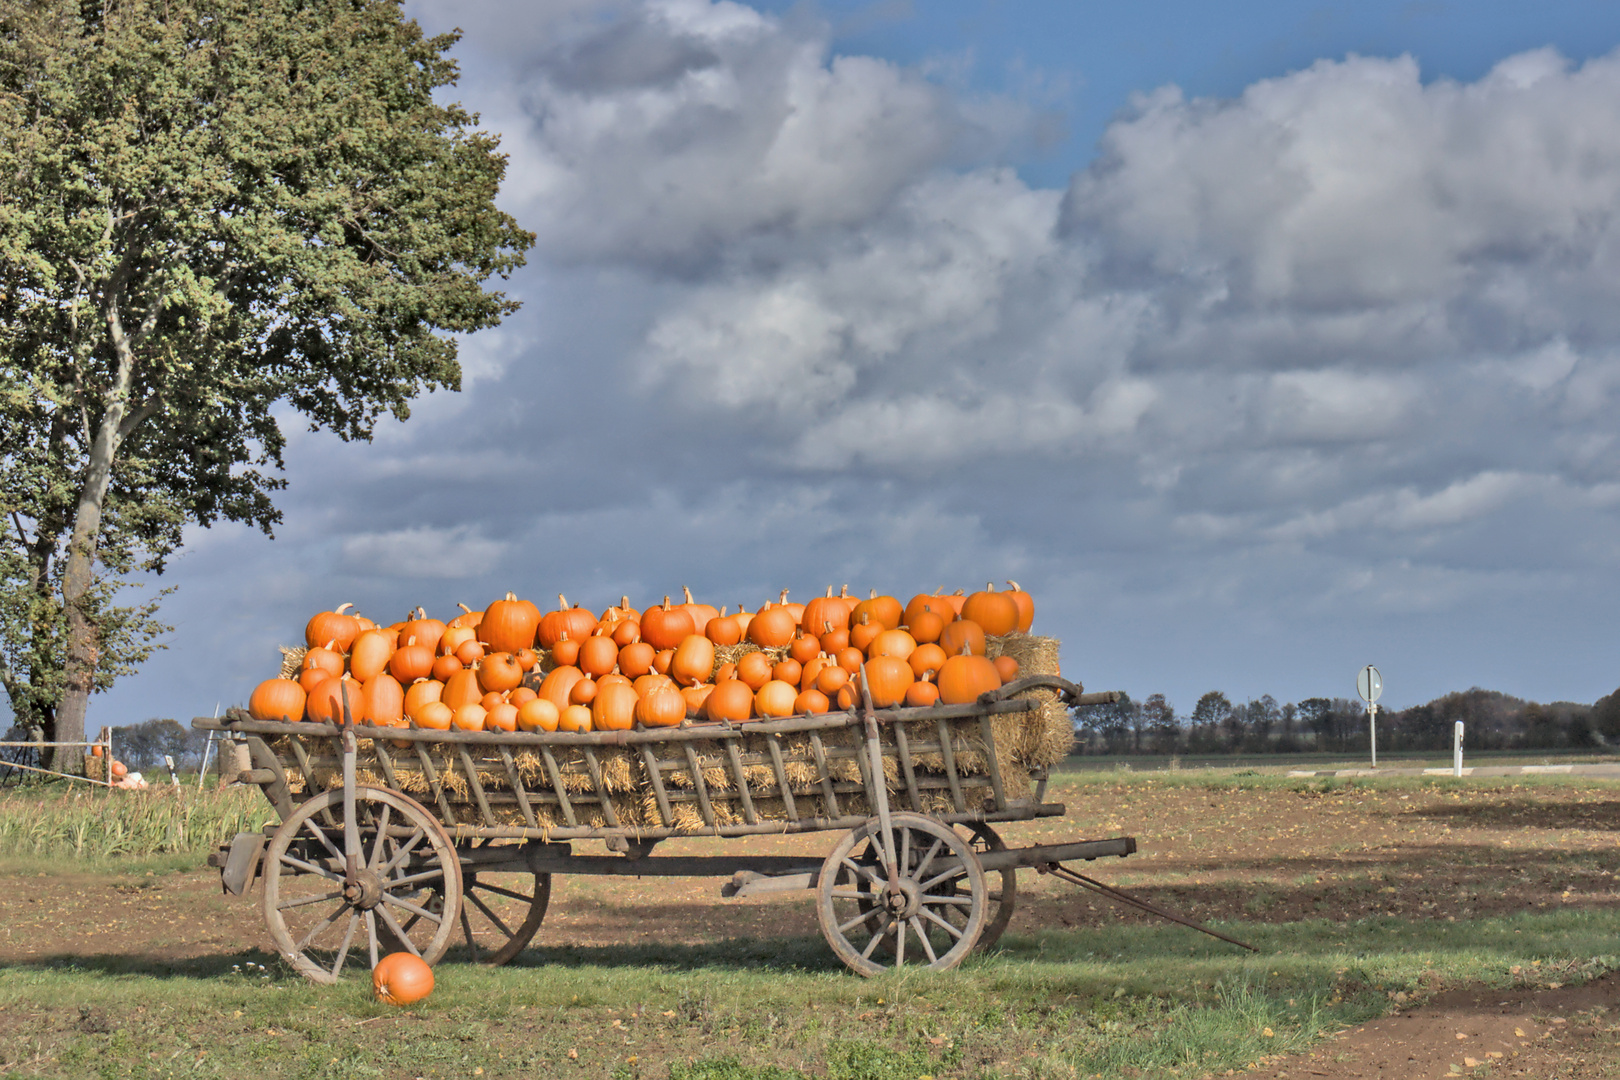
[1453,721,1464,777]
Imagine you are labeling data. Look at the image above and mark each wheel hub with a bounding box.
[883,877,920,919]
[343,869,386,910]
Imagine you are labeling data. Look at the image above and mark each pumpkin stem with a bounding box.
[869,589,876,599]
[719,605,729,616]
[839,584,849,598]
[457,602,473,614]
[506,591,517,601]
[557,594,569,611]
[1007,580,1021,592]
[336,602,353,615]
[986,581,994,591]
[779,588,789,604]
[683,585,695,604]
[662,595,673,610]
[824,585,834,598]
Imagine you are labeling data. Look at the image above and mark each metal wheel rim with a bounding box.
[261,786,462,983]
[452,859,551,966]
[816,811,985,977]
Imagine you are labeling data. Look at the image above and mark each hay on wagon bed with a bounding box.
[278,645,307,680]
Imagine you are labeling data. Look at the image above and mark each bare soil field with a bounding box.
[0,773,1616,1078]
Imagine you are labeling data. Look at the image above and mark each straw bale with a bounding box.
[278,645,306,680]
[710,642,787,678]
[989,633,1072,767]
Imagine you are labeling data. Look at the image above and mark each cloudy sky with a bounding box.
[91,0,1620,729]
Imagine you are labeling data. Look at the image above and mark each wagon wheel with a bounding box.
[449,857,552,966]
[962,823,1016,950]
[817,812,986,976]
[850,821,1016,956]
[261,786,462,984]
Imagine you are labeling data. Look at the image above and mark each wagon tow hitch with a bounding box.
[1038,862,1257,952]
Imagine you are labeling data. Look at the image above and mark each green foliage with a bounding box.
[0,784,276,858]
[0,0,532,742]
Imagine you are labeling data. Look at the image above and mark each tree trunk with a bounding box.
[51,298,142,775]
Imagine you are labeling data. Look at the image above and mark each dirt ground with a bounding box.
[1,777,1617,1077]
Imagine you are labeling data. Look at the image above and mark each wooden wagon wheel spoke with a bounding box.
[367,805,393,870]
[918,866,964,894]
[329,910,362,978]
[909,916,938,963]
[388,867,450,891]
[917,903,966,938]
[380,892,443,924]
[298,816,345,863]
[464,888,514,938]
[451,863,552,966]
[912,837,943,882]
[278,852,344,883]
[373,900,422,958]
[263,786,460,984]
[293,902,352,954]
[276,889,344,912]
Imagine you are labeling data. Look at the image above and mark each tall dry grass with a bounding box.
[0,784,277,859]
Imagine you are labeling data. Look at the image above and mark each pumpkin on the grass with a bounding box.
[373,952,434,1006]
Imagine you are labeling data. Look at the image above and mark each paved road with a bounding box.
[1287,763,1620,778]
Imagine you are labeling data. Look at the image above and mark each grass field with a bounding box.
[0,769,1615,1079]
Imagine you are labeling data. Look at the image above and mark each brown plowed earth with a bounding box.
[1,776,1617,1077]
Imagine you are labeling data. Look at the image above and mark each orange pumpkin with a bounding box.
[771,658,802,687]
[578,633,618,677]
[862,656,914,708]
[902,593,956,631]
[866,628,917,662]
[818,626,850,654]
[399,609,447,655]
[479,592,542,654]
[592,682,638,731]
[705,609,743,646]
[477,652,525,694]
[909,642,947,680]
[306,676,366,724]
[373,952,434,1006]
[301,643,344,681]
[787,631,820,665]
[557,704,593,733]
[249,679,306,723]
[414,700,453,731]
[635,684,686,728]
[938,619,987,658]
[704,679,754,723]
[905,609,946,645]
[430,653,463,681]
[801,587,851,637]
[537,665,583,711]
[993,655,1020,683]
[404,678,445,720]
[348,629,396,683]
[484,702,519,733]
[936,652,1002,704]
[746,603,796,649]
[550,634,581,668]
[679,586,719,637]
[904,679,940,707]
[362,674,405,728]
[794,687,831,714]
[610,619,641,647]
[451,703,487,731]
[1003,580,1035,633]
[389,637,435,683]
[851,592,902,631]
[538,595,599,649]
[961,584,1019,637]
[754,679,797,718]
[442,669,483,712]
[508,686,538,707]
[453,638,485,666]
[517,697,561,733]
[670,634,716,688]
[616,641,655,678]
[681,684,715,717]
[438,625,477,657]
[568,677,598,706]
[652,648,675,674]
[849,613,881,653]
[736,651,772,690]
[640,597,696,651]
[815,664,850,697]
[834,646,865,674]
[305,603,361,651]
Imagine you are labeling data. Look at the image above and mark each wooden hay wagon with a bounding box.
[195,675,1140,981]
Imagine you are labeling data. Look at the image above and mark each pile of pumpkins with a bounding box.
[247,583,1035,735]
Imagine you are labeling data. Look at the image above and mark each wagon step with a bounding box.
[722,836,1137,897]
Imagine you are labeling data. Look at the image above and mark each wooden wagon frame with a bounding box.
[196,674,1143,981]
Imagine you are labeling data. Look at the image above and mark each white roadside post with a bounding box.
[1454,721,1464,777]
[1357,665,1382,769]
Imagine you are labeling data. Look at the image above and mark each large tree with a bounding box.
[0,0,532,771]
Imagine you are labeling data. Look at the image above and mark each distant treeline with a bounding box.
[1070,687,1620,755]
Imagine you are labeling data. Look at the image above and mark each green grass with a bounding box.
[0,784,276,861]
[0,907,1613,1079]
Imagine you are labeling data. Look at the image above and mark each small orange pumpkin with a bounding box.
[754,679,798,718]
[635,684,686,728]
[592,681,638,731]
[557,704,593,733]
[703,679,754,723]
[517,697,561,733]
[373,952,434,1006]
[249,679,306,723]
